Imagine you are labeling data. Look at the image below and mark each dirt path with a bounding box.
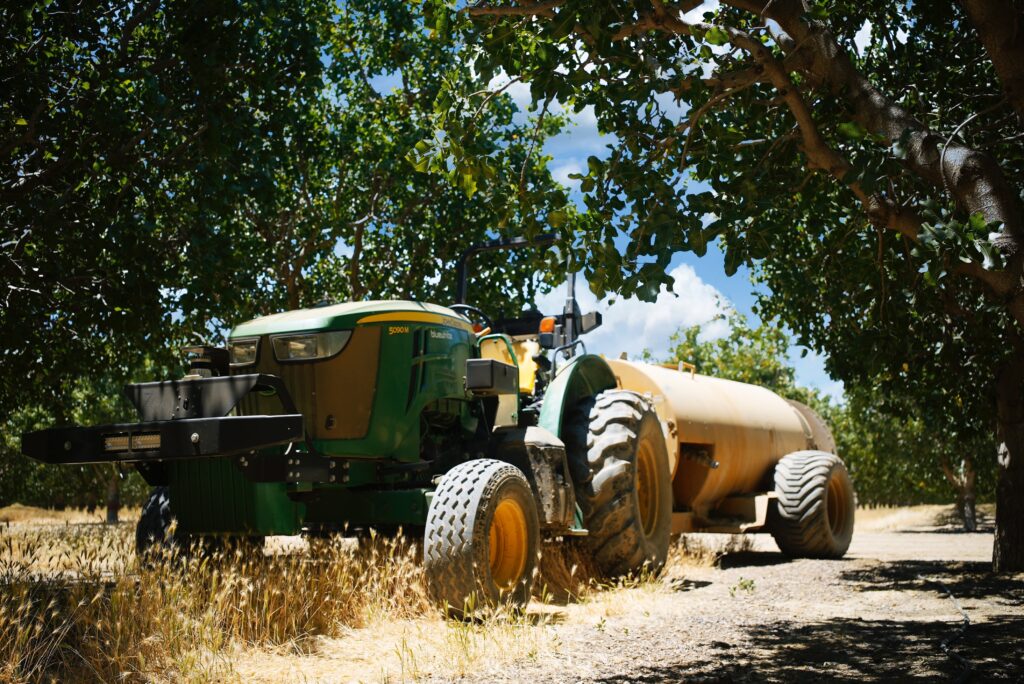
[236,506,1024,683]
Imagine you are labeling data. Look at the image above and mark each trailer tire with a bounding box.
[769,450,855,559]
[424,459,539,617]
[565,390,672,579]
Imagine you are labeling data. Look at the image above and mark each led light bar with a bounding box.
[102,432,160,452]
[103,434,130,452]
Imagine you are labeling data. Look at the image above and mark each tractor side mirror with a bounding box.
[580,311,602,334]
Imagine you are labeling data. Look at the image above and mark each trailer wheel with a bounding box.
[565,390,672,578]
[769,450,855,559]
[424,459,539,617]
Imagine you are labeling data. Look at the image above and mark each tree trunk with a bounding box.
[105,468,120,525]
[994,357,1024,571]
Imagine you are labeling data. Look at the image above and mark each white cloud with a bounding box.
[535,264,730,360]
[853,20,872,54]
[682,0,718,23]
[487,71,533,113]
[551,161,583,188]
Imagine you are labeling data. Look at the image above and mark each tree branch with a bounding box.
[468,0,564,18]
[749,0,1024,250]
[961,0,1024,121]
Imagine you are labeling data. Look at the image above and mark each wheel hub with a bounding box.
[827,474,849,536]
[636,440,660,538]
[489,498,528,590]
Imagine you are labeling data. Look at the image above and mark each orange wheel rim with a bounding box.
[636,439,660,538]
[827,475,849,537]
[489,497,528,590]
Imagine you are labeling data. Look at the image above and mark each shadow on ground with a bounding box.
[840,559,1024,606]
[716,550,791,569]
[597,615,1024,682]
[597,559,1024,683]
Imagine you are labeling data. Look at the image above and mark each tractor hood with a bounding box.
[229,300,473,338]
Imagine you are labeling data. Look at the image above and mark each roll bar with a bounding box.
[455,233,557,304]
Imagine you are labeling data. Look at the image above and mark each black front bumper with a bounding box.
[21,372,304,466]
[22,414,304,465]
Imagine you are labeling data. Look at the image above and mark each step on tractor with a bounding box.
[23,235,856,615]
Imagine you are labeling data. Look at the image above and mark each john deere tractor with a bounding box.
[23,235,673,614]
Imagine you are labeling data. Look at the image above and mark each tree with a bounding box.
[440,1,1024,570]
[656,311,800,393]
[1,1,570,508]
[1,0,338,418]
[220,0,571,323]
[835,385,994,531]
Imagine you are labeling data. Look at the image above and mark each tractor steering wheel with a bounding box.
[449,304,494,334]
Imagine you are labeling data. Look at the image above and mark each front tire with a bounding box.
[424,459,540,617]
[135,486,264,561]
[135,486,178,556]
[769,450,855,559]
[565,390,672,578]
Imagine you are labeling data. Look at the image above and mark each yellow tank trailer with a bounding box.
[607,359,855,558]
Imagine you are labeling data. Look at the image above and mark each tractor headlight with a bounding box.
[228,338,259,366]
[271,330,352,362]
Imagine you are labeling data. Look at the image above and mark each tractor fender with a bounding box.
[488,426,575,532]
[537,354,618,439]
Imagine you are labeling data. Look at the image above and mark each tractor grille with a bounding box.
[235,326,381,440]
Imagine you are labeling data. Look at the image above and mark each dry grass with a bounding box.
[0,504,138,526]
[0,512,763,683]
[853,503,996,532]
[0,520,432,682]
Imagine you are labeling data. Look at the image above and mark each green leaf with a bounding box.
[705,26,729,46]
[460,171,477,198]
[968,212,987,233]
[15,118,27,126]
[837,121,867,139]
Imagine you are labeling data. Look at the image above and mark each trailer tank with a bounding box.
[606,359,837,525]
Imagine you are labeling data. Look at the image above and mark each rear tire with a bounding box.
[424,459,539,617]
[564,390,672,578]
[769,450,855,559]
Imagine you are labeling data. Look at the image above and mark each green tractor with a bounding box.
[22,236,672,614]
